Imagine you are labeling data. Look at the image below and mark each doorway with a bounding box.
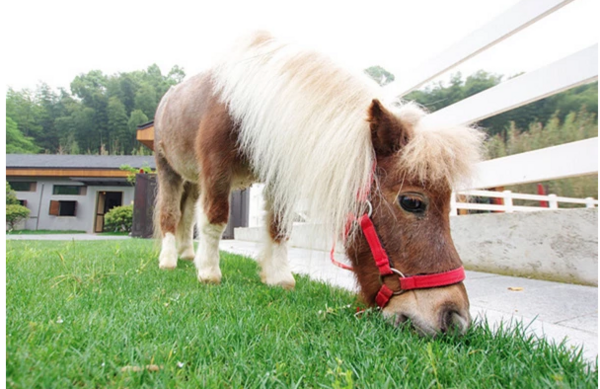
[94,191,123,232]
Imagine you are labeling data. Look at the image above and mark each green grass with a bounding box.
[96,231,131,236]
[7,240,597,388]
[7,229,86,235]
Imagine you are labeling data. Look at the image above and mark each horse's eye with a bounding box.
[398,195,427,213]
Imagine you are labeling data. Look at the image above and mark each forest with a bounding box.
[7,66,598,193]
[7,64,184,155]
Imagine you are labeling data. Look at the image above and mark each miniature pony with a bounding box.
[153,31,483,335]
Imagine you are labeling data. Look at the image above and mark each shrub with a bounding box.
[104,205,133,232]
[6,182,20,205]
[6,204,30,231]
[119,164,154,185]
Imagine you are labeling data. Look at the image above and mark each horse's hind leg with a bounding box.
[194,179,230,284]
[155,153,184,269]
[258,198,296,289]
[176,182,200,261]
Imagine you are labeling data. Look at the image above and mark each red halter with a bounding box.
[330,164,466,308]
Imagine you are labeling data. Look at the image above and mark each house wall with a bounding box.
[9,177,134,233]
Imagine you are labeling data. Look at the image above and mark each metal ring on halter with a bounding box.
[390,268,407,295]
[379,267,407,295]
[365,200,373,217]
[391,267,405,278]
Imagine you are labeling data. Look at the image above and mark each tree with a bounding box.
[168,65,186,84]
[107,96,130,154]
[35,83,61,151]
[365,66,395,86]
[127,109,149,153]
[134,83,158,120]
[403,71,597,137]
[6,117,40,154]
[71,70,109,152]
[486,109,597,200]
[6,88,43,141]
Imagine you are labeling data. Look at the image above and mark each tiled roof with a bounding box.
[6,154,156,170]
[136,121,154,130]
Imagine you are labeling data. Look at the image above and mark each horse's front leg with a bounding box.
[258,202,296,289]
[195,183,229,284]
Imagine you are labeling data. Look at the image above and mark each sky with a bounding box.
[2,0,598,94]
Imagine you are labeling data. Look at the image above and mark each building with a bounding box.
[6,154,155,233]
[6,122,249,236]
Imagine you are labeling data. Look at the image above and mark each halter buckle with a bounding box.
[379,267,407,295]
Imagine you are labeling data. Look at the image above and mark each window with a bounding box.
[18,200,27,207]
[53,185,86,195]
[49,200,77,216]
[9,181,36,192]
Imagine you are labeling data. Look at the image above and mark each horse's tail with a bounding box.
[152,155,164,252]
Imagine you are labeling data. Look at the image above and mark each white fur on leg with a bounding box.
[177,194,197,260]
[259,239,295,289]
[176,227,195,260]
[159,232,178,269]
[178,242,195,261]
[177,227,196,260]
[195,213,226,284]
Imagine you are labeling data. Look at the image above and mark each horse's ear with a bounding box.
[367,99,412,158]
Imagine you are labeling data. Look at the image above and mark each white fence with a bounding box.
[452,189,598,215]
[385,0,598,196]
[246,0,598,226]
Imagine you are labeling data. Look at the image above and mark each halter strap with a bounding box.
[331,210,466,307]
[359,214,393,276]
[358,211,465,308]
[329,161,465,308]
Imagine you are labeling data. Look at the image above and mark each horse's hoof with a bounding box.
[261,272,296,290]
[179,252,195,261]
[159,262,177,270]
[197,268,222,284]
[178,246,195,261]
[158,253,178,270]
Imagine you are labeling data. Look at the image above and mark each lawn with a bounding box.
[7,229,86,235]
[6,239,598,388]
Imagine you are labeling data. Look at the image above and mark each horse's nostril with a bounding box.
[440,308,462,334]
[394,314,410,327]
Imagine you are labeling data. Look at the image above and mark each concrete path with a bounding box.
[7,233,131,241]
[7,234,597,361]
[219,239,598,362]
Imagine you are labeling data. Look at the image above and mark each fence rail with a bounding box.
[451,189,598,215]
[246,0,598,227]
[384,0,575,98]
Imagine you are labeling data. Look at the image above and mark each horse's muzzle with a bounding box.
[381,282,471,336]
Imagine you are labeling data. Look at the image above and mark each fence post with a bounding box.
[450,191,458,216]
[502,190,513,213]
[548,194,559,209]
[585,197,595,208]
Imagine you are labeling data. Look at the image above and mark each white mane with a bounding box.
[393,103,485,190]
[212,31,380,235]
[211,32,483,235]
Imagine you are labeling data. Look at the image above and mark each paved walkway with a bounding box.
[7,233,131,241]
[8,234,597,361]
[219,239,598,362]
